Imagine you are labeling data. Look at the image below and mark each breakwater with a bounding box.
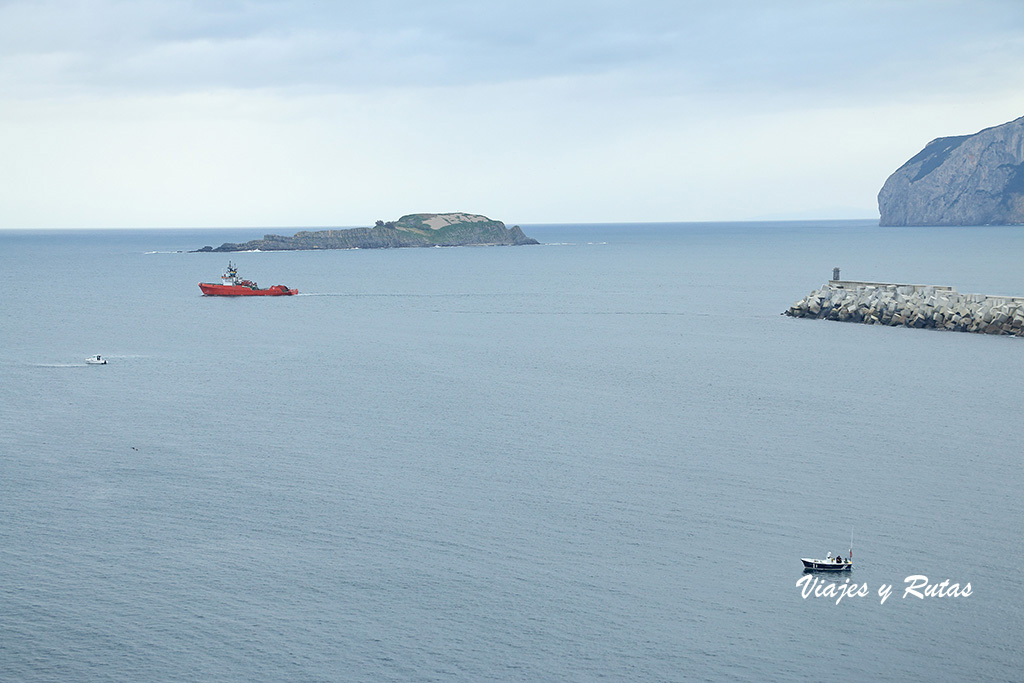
[785,279,1024,336]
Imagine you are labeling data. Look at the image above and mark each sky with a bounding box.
[2,0,1024,229]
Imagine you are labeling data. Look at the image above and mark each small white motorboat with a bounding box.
[86,355,107,365]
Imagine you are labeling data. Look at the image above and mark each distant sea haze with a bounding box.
[1,221,1021,682]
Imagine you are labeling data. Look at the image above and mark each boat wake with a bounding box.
[543,242,608,246]
[31,354,148,367]
[296,292,495,298]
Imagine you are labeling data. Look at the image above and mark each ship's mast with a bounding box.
[222,261,240,285]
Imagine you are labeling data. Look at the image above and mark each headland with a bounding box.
[878,115,1024,226]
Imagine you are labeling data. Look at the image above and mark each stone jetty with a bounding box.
[785,275,1024,336]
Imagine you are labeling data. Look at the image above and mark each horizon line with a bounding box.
[0,216,884,231]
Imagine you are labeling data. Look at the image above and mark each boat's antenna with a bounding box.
[850,530,853,561]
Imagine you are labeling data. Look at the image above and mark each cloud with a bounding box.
[2,0,1024,227]
[3,0,1023,101]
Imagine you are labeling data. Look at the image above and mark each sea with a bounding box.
[1,221,1022,682]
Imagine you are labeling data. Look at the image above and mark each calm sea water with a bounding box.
[1,221,1022,682]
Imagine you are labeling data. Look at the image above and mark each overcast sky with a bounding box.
[2,0,1024,228]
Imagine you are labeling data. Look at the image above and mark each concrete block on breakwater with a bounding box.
[784,277,1024,336]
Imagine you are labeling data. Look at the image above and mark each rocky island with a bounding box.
[193,213,539,252]
[878,115,1024,226]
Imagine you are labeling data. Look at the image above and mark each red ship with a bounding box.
[199,262,298,296]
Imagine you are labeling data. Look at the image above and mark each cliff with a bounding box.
[877,115,1024,226]
[193,213,539,252]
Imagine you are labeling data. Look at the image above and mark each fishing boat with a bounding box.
[86,355,107,365]
[801,552,852,571]
[199,262,297,296]
[802,534,854,571]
